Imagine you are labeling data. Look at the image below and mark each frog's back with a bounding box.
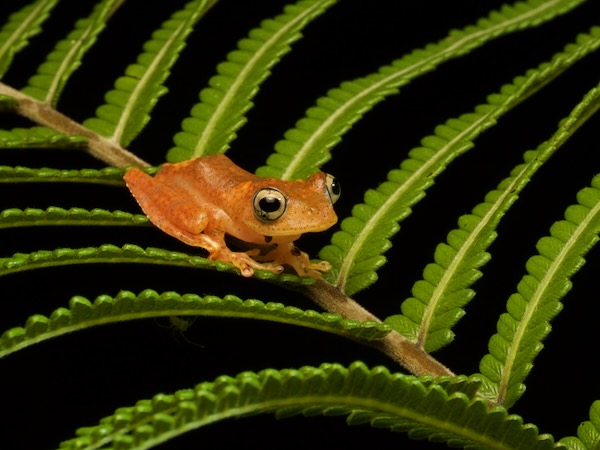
[156,154,256,206]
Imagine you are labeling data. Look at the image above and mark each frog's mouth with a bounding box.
[247,212,338,237]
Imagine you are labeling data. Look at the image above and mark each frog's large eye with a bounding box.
[326,174,341,204]
[253,188,287,221]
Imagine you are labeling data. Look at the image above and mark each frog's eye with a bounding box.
[325,174,341,204]
[253,188,287,221]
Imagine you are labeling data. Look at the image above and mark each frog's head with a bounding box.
[244,172,340,237]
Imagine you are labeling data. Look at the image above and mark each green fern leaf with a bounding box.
[257,0,587,180]
[20,0,123,106]
[320,26,600,297]
[558,401,600,449]
[167,0,337,162]
[385,66,600,352]
[0,126,87,148]
[0,244,314,283]
[0,165,127,185]
[478,171,600,408]
[557,439,587,450]
[0,290,390,358]
[58,362,557,450]
[0,0,59,77]
[0,207,148,229]
[83,0,213,148]
[0,244,213,275]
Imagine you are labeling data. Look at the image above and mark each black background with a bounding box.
[2,0,600,448]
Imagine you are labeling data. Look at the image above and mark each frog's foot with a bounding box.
[263,243,331,278]
[302,260,331,277]
[211,248,284,277]
[292,258,331,278]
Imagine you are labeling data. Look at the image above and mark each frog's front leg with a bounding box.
[212,243,285,277]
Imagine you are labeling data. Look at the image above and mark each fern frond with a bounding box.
[0,244,314,283]
[477,171,600,408]
[0,126,87,148]
[83,0,214,148]
[385,70,600,353]
[0,165,127,185]
[257,0,587,181]
[0,0,59,78]
[320,25,600,297]
[0,207,148,229]
[58,361,557,450]
[0,290,390,358]
[558,401,600,449]
[20,0,124,106]
[167,0,337,162]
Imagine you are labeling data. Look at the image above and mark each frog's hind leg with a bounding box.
[124,168,214,249]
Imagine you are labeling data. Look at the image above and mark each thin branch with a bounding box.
[302,279,454,376]
[0,82,149,168]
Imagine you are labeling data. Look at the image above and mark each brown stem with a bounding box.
[304,279,454,377]
[0,83,149,168]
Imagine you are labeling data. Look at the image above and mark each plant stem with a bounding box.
[304,279,454,377]
[0,83,149,168]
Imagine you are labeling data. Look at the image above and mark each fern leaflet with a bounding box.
[83,0,214,148]
[478,169,600,408]
[558,401,600,449]
[0,290,390,358]
[0,0,59,77]
[0,244,313,283]
[257,0,587,181]
[167,0,337,162]
[0,165,129,185]
[0,207,148,228]
[0,126,87,148]
[20,0,124,106]
[58,361,556,450]
[320,25,600,296]
[385,64,600,353]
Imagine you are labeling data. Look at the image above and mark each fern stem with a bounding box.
[0,82,148,168]
[304,280,453,376]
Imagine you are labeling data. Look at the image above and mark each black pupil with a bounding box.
[259,196,281,213]
[331,178,340,196]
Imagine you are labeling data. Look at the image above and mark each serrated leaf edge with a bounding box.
[479,171,600,407]
[0,206,148,228]
[0,291,390,358]
[58,362,556,450]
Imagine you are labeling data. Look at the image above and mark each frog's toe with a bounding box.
[253,260,285,275]
[297,261,331,278]
[232,252,284,276]
[308,260,331,272]
[237,262,255,277]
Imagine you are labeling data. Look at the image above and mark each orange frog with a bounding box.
[124,154,340,277]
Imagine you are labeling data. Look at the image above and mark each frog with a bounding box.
[123,154,340,278]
